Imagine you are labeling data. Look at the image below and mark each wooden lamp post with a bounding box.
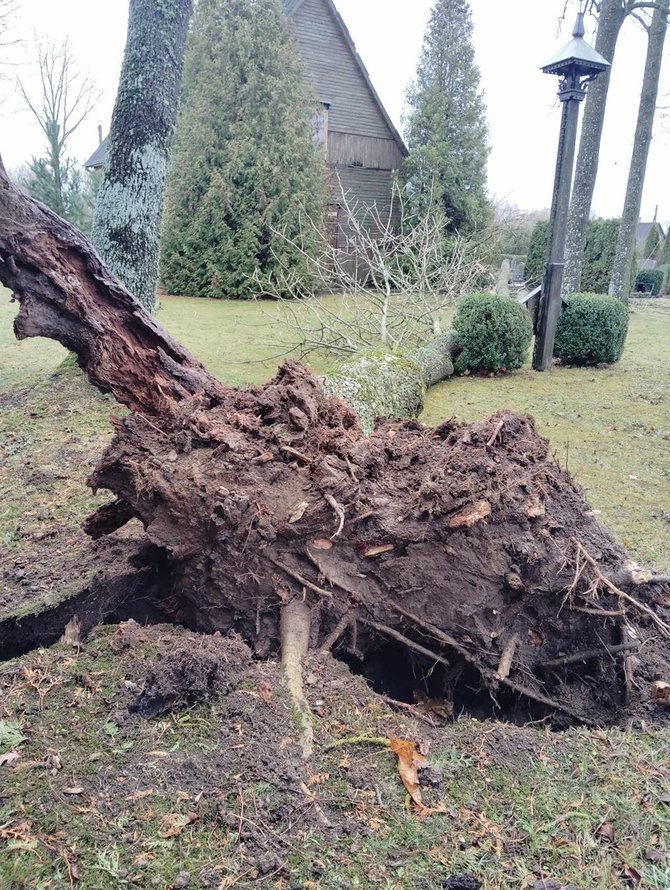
[532,10,610,371]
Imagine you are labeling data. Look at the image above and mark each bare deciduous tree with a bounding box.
[609,0,669,299]
[18,39,98,217]
[263,182,493,359]
[563,0,666,295]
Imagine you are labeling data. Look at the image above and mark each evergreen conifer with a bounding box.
[403,0,490,234]
[160,0,325,299]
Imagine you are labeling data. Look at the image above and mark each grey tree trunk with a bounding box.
[91,0,193,312]
[609,1,669,300]
[563,0,626,295]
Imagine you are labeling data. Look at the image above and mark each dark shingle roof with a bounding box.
[636,221,665,249]
[85,136,109,169]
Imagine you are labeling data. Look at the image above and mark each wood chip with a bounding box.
[361,544,394,558]
[448,500,491,528]
[288,500,309,523]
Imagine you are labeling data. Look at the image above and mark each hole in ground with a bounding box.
[0,547,172,661]
[336,640,576,728]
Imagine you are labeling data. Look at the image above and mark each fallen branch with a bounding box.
[539,642,638,670]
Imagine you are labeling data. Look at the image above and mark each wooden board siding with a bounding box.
[329,165,399,225]
[327,132,405,171]
[291,0,396,141]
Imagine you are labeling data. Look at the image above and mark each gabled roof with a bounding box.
[86,0,407,169]
[85,136,109,170]
[636,221,665,247]
[283,0,407,156]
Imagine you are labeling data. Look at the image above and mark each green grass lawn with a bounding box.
[2,288,667,569]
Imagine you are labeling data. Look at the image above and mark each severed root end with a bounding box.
[280,598,314,759]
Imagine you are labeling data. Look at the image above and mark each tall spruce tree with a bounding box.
[160,0,325,299]
[403,0,490,234]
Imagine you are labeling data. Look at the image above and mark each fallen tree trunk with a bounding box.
[325,332,457,433]
[1,158,669,729]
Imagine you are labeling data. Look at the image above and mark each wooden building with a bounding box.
[87,0,407,240]
[282,0,407,241]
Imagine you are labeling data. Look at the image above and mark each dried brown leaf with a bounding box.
[257,680,273,704]
[0,751,20,767]
[595,820,616,842]
[288,501,309,523]
[389,735,427,807]
[621,864,642,885]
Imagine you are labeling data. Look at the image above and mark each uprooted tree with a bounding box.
[1,158,670,755]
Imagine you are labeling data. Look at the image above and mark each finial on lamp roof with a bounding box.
[573,11,586,38]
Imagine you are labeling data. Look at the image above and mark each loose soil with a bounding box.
[2,623,670,889]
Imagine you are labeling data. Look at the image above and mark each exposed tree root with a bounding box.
[572,540,670,637]
[317,613,352,654]
[280,598,314,759]
[2,160,670,730]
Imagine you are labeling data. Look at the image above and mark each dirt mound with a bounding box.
[109,621,254,718]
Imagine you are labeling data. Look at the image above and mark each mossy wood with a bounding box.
[1,159,669,728]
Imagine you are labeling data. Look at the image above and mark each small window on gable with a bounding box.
[311,103,329,158]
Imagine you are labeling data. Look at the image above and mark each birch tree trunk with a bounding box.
[609,1,669,300]
[563,0,626,295]
[90,0,193,312]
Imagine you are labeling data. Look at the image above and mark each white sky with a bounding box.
[1,0,668,225]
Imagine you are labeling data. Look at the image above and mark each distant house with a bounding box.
[86,0,408,245]
[635,220,666,270]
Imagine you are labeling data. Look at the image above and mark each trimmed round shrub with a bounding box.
[554,293,628,366]
[635,268,664,296]
[453,293,533,373]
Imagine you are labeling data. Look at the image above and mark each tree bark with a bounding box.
[563,0,626,295]
[325,333,457,434]
[90,0,193,312]
[609,1,669,300]
[1,161,669,727]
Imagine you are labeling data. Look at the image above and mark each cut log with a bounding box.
[1,158,669,727]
